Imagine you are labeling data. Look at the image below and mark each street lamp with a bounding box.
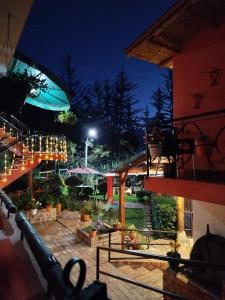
[85,128,97,167]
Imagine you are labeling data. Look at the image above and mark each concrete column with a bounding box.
[119,172,126,249]
[177,196,184,232]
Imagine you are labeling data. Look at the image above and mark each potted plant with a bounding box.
[167,240,181,272]
[56,110,77,126]
[87,222,97,239]
[0,69,47,114]
[80,201,91,222]
[45,195,54,211]
[147,129,164,157]
[128,224,137,239]
[29,200,42,216]
[54,198,62,214]
[194,135,213,157]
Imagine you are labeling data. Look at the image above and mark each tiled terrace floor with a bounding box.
[0,206,189,299]
[34,210,174,299]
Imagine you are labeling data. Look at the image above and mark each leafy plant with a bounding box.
[2,69,48,98]
[151,194,176,238]
[56,110,77,125]
[80,201,92,215]
[136,190,152,202]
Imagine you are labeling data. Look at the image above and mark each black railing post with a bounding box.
[96,247,100,281]
[108,229,111,262]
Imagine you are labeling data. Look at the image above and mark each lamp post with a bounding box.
[84,129,97,167]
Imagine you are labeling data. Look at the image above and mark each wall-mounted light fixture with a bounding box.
[203,67,221,86]
[189,93,203,109]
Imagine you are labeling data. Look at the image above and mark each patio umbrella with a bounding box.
[10,52,70,111]
[68,167,101,175]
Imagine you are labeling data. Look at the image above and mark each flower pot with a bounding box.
[46,204,52,211]
[89,230,97,238]
[167,251,181,272]
[148,144,162,157]
[81,214,90,222]
[56,203,62,214]
[194,139,212,157]
[31,208,38,216]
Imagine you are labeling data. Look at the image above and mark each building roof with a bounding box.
[126,0,225,68]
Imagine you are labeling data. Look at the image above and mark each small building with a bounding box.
[126,0,225,242]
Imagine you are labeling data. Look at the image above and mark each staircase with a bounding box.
[102,262,163,300]
[0,114,67,188]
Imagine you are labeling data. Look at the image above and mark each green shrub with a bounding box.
[136,190,152,202]
[151,194,176,238]
[65,176,82,187]
[97,181,107,199]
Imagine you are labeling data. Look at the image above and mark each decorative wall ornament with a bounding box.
[189,93,203,109]
[203,67,222,86]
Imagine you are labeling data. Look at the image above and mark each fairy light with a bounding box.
[4,152,7,175]
[39,135,42,152]
[55,137,58,153]
[46,136,49,153]
[60,139,63,154]
[31,136,34,160]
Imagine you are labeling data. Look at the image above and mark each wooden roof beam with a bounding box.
[148,38,181,53]
[188,7,221,28]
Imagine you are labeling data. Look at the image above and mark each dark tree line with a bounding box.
[61,57,142,161]
[61,56,173,164]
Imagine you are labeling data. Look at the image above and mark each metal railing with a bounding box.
[96,246,225,300]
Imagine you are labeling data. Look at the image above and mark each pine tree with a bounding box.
[61,56,86,117]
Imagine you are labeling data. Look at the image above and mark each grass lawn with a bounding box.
[126,208,144,229]
[113,194,138,202]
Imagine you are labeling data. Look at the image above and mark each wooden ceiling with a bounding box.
[126,0,225,68]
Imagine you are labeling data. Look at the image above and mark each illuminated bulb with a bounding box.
[45,155,49,159]
[30,160,34,164]
[38,158,42,162]
[21,166,25,171]
[3,178,7,182]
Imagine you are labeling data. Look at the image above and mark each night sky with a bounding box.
[18,0,176,113]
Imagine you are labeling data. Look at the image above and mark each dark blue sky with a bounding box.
[18,0,176,113]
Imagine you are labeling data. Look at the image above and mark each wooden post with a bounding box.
[27,170,33,198]
[119,172,127,249]
[177,196,184,233]
[107,176,114,204]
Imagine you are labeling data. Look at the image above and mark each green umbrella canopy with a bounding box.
[9,52,70,111]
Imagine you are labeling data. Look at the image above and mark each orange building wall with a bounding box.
[173,22,225,173]
[173,22,225,118]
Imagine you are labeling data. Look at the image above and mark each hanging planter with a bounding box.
[148,143,163,157]
[194,136,213,157]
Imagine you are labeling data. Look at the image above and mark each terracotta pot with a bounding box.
[81,214,90,222]
[56,203,62,214]
[148,144,162,157]
[89,230,97,238]
[195,140,212,157]
[46,204,52,211]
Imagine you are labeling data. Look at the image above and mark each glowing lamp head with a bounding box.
[88,128,97,139]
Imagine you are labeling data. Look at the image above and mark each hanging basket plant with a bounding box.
[0,69,48,113]
[56,110,77,126]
